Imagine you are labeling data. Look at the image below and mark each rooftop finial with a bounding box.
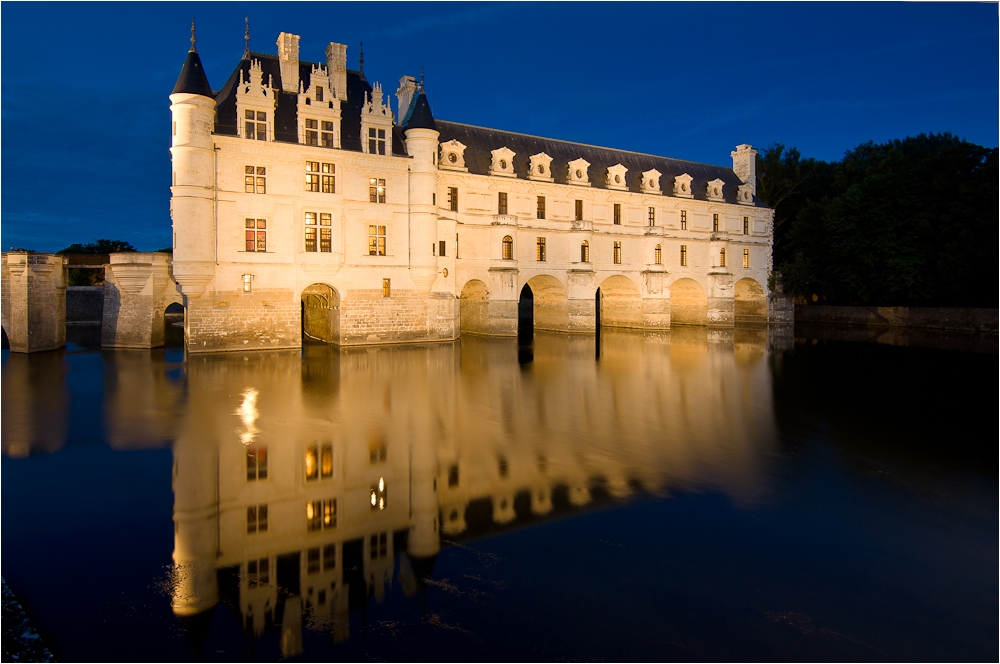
[190,17,197,52]
[420,64,425,90]
[359,40,364,75]
[244,16,250,57]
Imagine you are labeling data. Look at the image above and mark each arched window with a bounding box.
[502,235,513,260]
[581,240,590,263]
[719,247,727,268]
[654,244,662,265]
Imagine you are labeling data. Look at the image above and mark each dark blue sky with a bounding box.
[2,2,996,252]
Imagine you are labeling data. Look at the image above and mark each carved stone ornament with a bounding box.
[441,139,468,171]
[528,152,553,182]
[706,178,726,202]
[606,164,629,190]
[567,158,591,186]
[490,147,516,177]
[641,169,662,194]
[737,183,754,206]
[673,173,694,198]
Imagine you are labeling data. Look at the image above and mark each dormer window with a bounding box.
[706,178,726,202]
[567,158,591,186]
[315,86,324,102]
[490,147,517,177]
[641,169,662,194]
[673,173,694,198]
[368,128,386,155]
[440,140,468,171]
[607,164,629,191]
[528,153,553,182]
[305,119,319,146]
[245,111,267,141]
[737,184,754,205]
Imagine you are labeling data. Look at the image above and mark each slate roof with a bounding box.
[434,120,762,206]
[172,48,214,97]
[401,91,436,131]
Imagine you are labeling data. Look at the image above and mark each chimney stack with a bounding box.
[325,42,348,101]
[276,32,300,93]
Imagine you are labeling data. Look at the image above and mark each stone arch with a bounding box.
[734,277,766,324]
[163,301,184,348]
[459,279,490,335]
[301,283,340,344]
[669,278,707,326]
[521,274,568,332]
[1,326,8,350]
[598,275,642,329]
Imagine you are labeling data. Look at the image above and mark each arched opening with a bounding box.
[670,278,708,326]
[164,302,184,348]
[598,275,642,329]
[501,235,513,260]
[301,284,340,345]
[1,326,9,351]
[517,283,534,344]
[460,279,489,335]
[524,275,568,332]
[734,277,766,324]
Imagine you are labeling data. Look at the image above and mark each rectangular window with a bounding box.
[382,278,391,297]
[680,245,688,267]
[247,504,268,534]
[245,219,266,252]
[304,213,317,252]
[743,216,749,235]
[536,237,546,261]
[536,196,545,220]
[369,177,386,203]
[315,86,324,102]
[368,127,386,155]
[613,241,622,264]
[369,437,387,463]
[720,248,727,268]
[320,214,332,252]
[575,199,583,221]
[321,121,335,148]
[247,558,269,587]
[369,225,386,256]
[370,532,388,560]
[743,248,750,268]
[439,240,446,257]
[307,547,321,574]
[323,544,336,570]
[713,213,719,232]
[305,119,319,146]
[498,192,508,215]
[305,161,320,192]
[680,210,687,230]
[246,446,268,481]
[321,163,335,193]
[448,187,458,212]
[613,203,621,225]
[305,444,333,480]
[654,245,662,265]
[245,110,267,141]
[307,499,337,532]
[581,241,590,263]
[245,165,266,194]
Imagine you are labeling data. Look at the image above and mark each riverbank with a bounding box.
[795,305,997,333]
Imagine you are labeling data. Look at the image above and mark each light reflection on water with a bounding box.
[1,327,996,662]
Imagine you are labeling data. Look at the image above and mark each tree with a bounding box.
[57,239,137,254]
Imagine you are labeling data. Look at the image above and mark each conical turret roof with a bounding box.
[172,48,213,97]
[402,90,436,131]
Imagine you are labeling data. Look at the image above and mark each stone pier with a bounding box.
[102,252,183,349]
[1,252,67,353]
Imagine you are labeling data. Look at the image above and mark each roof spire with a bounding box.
[189,17,197,52]
[359,40,365,75]
[420,64,425,90]
[243,16,250,58]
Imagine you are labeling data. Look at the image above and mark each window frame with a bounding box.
[498,192,508,215]
[448,187,458,212]
[743,248,750,268]
[581,240,590,263]
[368,225,387,256]
[502,235,513,260]
[654,244,662,265]
[536,237,546,261]
[245,218,267,252]
[648,207,656,226]
[680,210,687,230]
[536,196,546,220]
[613,241,622,265]
[369,177,386,203]
[680,244,688,267]
[575,199,584,221]
[613,203,621,225]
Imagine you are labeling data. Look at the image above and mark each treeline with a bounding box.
[758,133,997,308]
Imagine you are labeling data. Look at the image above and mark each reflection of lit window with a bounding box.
[307,547,320,574]
[247,504,268,534]
[448,465,459,487]
[307,499,337,532]
[247,558,269,587]
[246,446,267,481]
[369,437,387,463]
[306,444,333,481]
[498,456,509,478]
[370,476,386,510]
[323,544,336,570]
[369,532,388,560]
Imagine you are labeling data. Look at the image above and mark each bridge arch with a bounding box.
[520,274,568,333]
[597,275,642,329]
[669,278,708,326]
[459,279,490,335]
[300,283,340,345]
[734,277,766,324]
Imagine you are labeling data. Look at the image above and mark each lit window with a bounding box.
[247,446,268,481]
[370,476,387,511]
[502,235,513,260]
[322,163,335,193]
[743,216,749,235]
[306,161,320,192]
[304,213,331,253]
[245,166,266,194]
[536,237,546,261]
[654,244,662,264]
[581,240,590,263]
[613,203,621,225]
[305,119,319,146]
[498,192,508,215]
[613,241,621,264]
[720,247,727,267]
[536,196,545,220]
[680,244,688,266]
[369,436,387,463]
[713,213,719,232]
[247,504,268,533]
[448,187,458,212]
[369,178,386,203]
[321,121,335,148]
[315,86,324,102]
[307,499,337,532]
[743,248,749,268]
[368,128,386,155]
[305,444,333,480]
[247,558,269,587]
[370,532,389,559]
[245,219,266,252]
[368,225,386,255]
[305,213,317,252]
[680,210,687,230]
[648,207,656,226]
[575,199,583,221]
[244,110,267,141]
[320,214,331,252]
[382,278,391,298]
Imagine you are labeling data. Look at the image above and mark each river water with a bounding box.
[1,327,996,662]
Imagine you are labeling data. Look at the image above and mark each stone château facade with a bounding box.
[169,27,785,353]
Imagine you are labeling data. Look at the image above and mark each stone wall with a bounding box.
[101,253,183,349]
[1,252,66,353]
[67,286,104,322]
[794,305,997,332]
[186,288,301,352]
[339,289,431,345]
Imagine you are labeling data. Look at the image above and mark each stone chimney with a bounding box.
[325,42,348,101]
[276,32,300,93]
[731,144,758,195]
[395,75,417,125]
